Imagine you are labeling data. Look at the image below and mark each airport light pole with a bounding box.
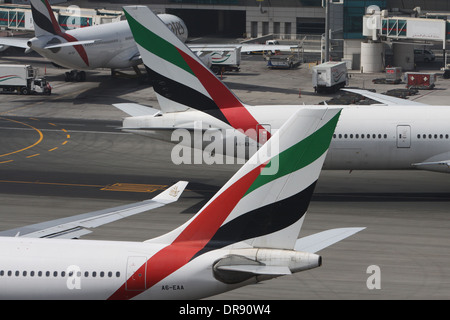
[324,0,330,62]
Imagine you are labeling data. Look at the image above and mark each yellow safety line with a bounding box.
[0,117,43,158]
[26,153,40,158]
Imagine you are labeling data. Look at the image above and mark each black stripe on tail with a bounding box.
[145,66,230,124]
[31,2,58,35]
[193,182,317,259]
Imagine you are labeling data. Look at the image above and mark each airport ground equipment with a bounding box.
[312,61,348,93]
[266,54,301,69]
[0,64,51,95]
[210,46,241,74]
[385,67,402,84]
[405,72,436,90]
[189,45,241,74]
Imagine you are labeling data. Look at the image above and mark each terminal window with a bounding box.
[343,0,386,39]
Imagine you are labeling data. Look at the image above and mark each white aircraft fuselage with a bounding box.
[326,105,450,172]
[28,15,187,70]
[0,236,241,300]
[121,104,450,173]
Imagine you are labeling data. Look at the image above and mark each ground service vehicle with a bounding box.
[0,64,51,95]
[312,61,348,93]
[266,54,301,69]
[414,49,435,62]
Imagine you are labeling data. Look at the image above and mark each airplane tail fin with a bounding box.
[30,0,64,37]
[123,6,263,140]
[147,107,342,252]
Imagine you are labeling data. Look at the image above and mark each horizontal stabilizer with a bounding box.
[343,88,426,106]
[44,39,100,49]
[216,264,291,276]
[128,51,141,62]
[294,227,365,253]
[113,103,161,117]
[0,37,29,49]
[120,127,221,133]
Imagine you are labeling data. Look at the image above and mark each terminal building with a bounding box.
[2,0,450,71]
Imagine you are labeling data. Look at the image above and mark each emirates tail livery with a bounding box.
[116,5,450,174]
[0,107,364,299]
[0,0,187,81]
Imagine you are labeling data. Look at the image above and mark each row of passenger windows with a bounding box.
[0,270,121,278]
[333,133,450,140]
[417,134,449,139]
[333,133,388,139]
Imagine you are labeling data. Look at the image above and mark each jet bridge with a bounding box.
[0,4,123,31]
[361,6,450,72]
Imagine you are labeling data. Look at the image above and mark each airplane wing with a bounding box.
[189,43,299,54]
[294,227,365,253]
[240,43,300,54]
[0,37,29,49]
[0,181,188,239]
[412,160,450,173]
[342,88,427,106]
[188,44,241,51]
[413,160,450,166]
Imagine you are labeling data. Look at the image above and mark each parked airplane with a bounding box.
[116,5,450,174]
[0,106,364,299]
[0,0,187,81]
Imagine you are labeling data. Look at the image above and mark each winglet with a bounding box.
[152,181,188,204]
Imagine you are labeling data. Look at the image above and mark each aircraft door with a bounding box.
[126,256,147,291]
[397,125,411,148]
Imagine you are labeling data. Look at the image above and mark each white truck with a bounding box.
[209,46,241,74]
[0,64,51,95]
[312,61,348,93]
[190,45,241,74]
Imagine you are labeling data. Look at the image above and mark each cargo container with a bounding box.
[385,67,402,84]
[405,72,436,89]
[312,61,348,93]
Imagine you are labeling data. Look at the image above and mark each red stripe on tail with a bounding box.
[176,48,269,141]
[108,161,266,300]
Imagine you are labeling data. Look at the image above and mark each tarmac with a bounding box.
[0,40,450,300]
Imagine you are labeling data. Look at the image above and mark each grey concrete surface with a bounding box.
[0,47,449,300]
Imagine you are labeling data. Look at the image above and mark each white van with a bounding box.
[414,49,435,62]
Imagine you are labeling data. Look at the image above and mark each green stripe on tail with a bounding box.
[245,111,340,196]
[124,9,194,76]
